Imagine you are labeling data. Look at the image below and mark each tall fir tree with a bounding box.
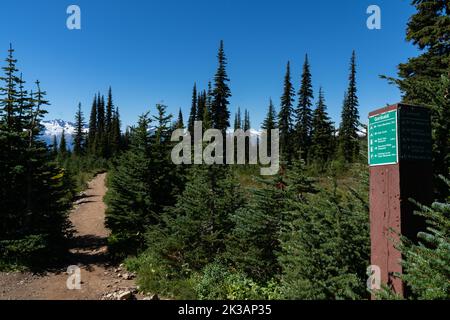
[396,0,450,104]
[73,102,86,156]
[105,87,114,157]
[98,94,107,157]
[262,98,277,156]
[175,108,184,129]
[88,94,97,154]
[278,61,295,161]
[234,107,242,130]
[386,0,450,199]
[0,44,21,130]
[110,107,122,155]
[295,54,314,161]
[196,90,206,123]
[188,83,197,134]
[211,40,231,132]
[338,51,360,163]
[52,135,58,158]
[0,47,71,266]
[59,129,67,157]
[310,88,334,164]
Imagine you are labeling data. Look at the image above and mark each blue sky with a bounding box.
[1,0,418,128]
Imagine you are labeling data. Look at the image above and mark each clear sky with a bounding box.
[1,0,418,129]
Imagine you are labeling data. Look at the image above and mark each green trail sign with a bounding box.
[368,109,398,166]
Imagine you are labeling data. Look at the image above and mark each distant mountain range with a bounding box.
[40,119,88,147]
[40,119,369,149]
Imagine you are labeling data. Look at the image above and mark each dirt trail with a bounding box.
[0,173,140,300]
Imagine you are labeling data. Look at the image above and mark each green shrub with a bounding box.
[195,262,279,300]
[127,252,197,299]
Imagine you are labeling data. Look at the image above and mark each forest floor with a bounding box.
[0,173,146,300]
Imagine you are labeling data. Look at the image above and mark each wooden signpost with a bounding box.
[368,103,433,297]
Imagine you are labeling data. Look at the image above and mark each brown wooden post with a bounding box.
[368,103,433,297]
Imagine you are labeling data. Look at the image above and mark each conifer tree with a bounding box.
[188,83,197,133]
[105,87,114,157]
[88,95,97,154]
[225,173,290,281]
[150,104,182,210]
[387,1,450,199]
[196,90,206,123]
[278,61,295,161]
[396,0,450,104]
[338,51,360,163]
[59,129,67,157]
[96,94,106,157]
[52,135,58,158]
[262,98,277,156]
[110,107,121,155]
[211,40,231,132]
[279,168,369,299]
[0,44,21,130]
[234,107,242,130]
[145,165,244,271]
[73,102,86,156]
[0,47,71,266]
[106,87,113,135]
[175,108,184,129]
[310,88,334,164]
[399,176,450,300]
[295,55,314,161]
[105,113,153,254]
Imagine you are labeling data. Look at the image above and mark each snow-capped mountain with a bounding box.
[40,119,88,147]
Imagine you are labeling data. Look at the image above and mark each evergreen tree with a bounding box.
[175,108,184,129]
[338,51,360,163]
[243,109,250,131]
[202,81,213,130]
[0,44,21,130]
[105,87,114,157]
[234,107,242,130]
[145,165,244,271]
[310,88,334,164]
[386,1,450,199]
[0,47,71,267]
[73,102,86,156]
[110,107,122,155]
[59,129,67,157]
[278,61,295,161]
[150,104,182,211]
[88,95,97,154]
[226,173,290,281]
[396,0,450,104]
[398,176,450,300]
[211,40,231,132]
[188,83,197,134]
[105,113,153,254]
[295,54,314,161]
[279,168,369,299]
[52,135,58,158]
[96,94,106,157]
[261,98,277,156]
[106,87,113,133]
[196,90,206,123]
